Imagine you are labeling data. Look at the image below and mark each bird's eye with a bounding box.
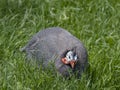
[66,56,71,61]
[69,56,71,59]
[66,55,72,61]
[66,51,73,61]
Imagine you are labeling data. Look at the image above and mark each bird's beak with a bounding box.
[70,60,76,68]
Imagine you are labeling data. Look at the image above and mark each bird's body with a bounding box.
[22,27,88,77]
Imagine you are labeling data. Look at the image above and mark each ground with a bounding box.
[0,0,120,90]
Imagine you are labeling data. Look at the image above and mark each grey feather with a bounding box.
[21,27,88,77]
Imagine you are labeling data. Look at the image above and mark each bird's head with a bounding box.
[61,50,78,69]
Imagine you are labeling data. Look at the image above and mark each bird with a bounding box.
[21,27,88,77]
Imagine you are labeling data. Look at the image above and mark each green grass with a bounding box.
[0,0,120,90]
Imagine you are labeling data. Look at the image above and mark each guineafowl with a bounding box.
[21,27,88,77]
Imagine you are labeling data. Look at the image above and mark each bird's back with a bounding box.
[23,27,87,68]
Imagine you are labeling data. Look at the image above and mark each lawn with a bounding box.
[0,0,120,90]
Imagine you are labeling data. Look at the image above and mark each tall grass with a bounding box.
[0,0,120,89]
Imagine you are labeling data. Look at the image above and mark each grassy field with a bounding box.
[0,0,120,90]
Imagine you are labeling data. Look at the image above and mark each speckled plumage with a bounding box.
[21,27,88,77]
